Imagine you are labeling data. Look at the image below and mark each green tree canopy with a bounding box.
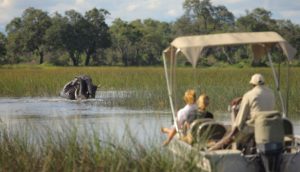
[5,8,51,64]
[5,17,25,64]
[84,8,111,66]
[0,32,7,64]
[1,5,299,66]
[236,8,276,31]
[109,18,143,66]
[180,0,234,34]
[61,9,87,66]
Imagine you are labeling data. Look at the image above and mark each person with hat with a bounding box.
[209,73,275,152]
[234,73,275,132]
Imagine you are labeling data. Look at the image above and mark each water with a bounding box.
[0,91,299,147]
[0,93,171,146]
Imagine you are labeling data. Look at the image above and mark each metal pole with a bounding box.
[163,51,179,132]
[267,53,286,117]
[286,61,291,117]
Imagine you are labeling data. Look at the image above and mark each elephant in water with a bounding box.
[60,75,98,100]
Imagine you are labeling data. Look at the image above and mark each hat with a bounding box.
[249,73,265,85]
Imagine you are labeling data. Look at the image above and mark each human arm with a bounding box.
[208,96,249,150]
[234,96,250,131]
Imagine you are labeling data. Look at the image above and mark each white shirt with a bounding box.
[234,85,275,131]
[177,104,197,128]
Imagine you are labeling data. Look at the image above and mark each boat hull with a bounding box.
[168,136,300,172]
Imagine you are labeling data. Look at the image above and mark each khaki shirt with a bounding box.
[234,85,275,131]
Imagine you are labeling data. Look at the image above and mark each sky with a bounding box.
[0,0,300,33]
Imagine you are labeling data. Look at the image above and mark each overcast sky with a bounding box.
[1,0,300,33]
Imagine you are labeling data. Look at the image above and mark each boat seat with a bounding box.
[195,121,227,144]
[283,118,293,136]
[181,119,214,145]
[189,118,213,136]
[283,118,294,151]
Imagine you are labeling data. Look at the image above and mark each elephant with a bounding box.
[60,75,98,100]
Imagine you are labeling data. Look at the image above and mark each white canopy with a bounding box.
[164,32,297,67]
[163,32,297,126]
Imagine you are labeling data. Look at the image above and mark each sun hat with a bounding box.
[249,73,265,85]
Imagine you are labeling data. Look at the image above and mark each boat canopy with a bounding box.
[163,32,296,67]
[163,32,297,131]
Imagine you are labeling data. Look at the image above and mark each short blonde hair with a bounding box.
[183,89,196,104]
[198,94,209,110]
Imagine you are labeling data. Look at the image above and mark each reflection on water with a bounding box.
[0,93,299,146]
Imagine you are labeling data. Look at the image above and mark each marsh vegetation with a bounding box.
[0,122,201,172]
[0,66,299,171]
[0,66,299,117]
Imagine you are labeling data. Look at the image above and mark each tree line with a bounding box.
[0,0,299,66]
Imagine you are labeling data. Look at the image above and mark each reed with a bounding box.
[0,121,200,172]
[0,66,299,118]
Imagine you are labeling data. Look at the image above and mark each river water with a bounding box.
[0,91,299,146]
[0,91,171,146]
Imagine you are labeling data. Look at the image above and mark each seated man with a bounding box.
[209,73,275,153]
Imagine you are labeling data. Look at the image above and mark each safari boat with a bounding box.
[162,32,300,172]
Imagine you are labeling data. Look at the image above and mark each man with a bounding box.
[209,73,275,151]
[234,73,275,133]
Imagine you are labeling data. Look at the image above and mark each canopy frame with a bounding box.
[163,32,297,133]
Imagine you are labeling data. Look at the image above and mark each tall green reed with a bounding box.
[0,120,200,172]
[0,66,299,118]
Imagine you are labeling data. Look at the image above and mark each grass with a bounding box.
[0,66,299,118]
[0,65,299,171]
[0,121,201,172]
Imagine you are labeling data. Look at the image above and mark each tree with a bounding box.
[236,8,276,32]
[62,10,87,66]
[5,8,51,64]
[5,17,22,34]
[180,0,234,34]
[132,19,172,65]
[110,18,143,66]
[45,9,112,66]
[44,13,69,65]
[44,13,66,50]
[84,8,111,66]
[211,5,234,31]
[5,17,25,64]
[236,8,280,66]
[276,20,300,59]
[172,15,196,36]
[0,32,7,64]
[20,7,51,64]
[183,0,214,33]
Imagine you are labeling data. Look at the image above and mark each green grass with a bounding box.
[0,65,299,171]
[0,66,299,118]
[0,122,201,172]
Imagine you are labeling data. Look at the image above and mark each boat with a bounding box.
[162,32,300,172]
